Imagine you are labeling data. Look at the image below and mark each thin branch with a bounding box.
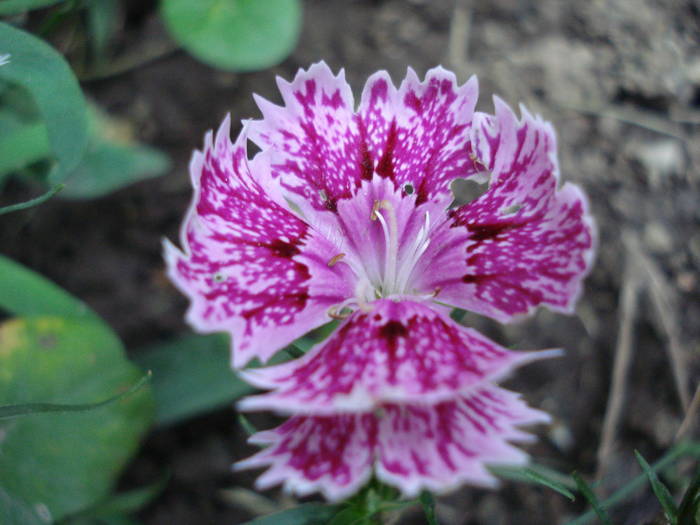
[446,0,472,75]
[675,383,700,442]
[628,235,691,410]
[596,240,642,479]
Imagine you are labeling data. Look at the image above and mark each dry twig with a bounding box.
[596,242,642,479]
[446,0,472,78]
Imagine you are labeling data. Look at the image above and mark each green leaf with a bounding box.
[567,443,700,525]
[0,22,88,183]
[491,464,576,501]
[85,0,120,64]
[0,254,99,321]
[0,0,67,15]
[238,412,257,436]
[0,371,150,419]
[0,316,154,521]
[325,506,368,525]
[0,487,50,525]
[419,491,438,525]
[678,468,700,525]
[160,0,302,71]
[635,450,678,523]
[60,104,170,199]
[0,183,63,215]
[572,472,614,525]
[134,332,254,425]
[0,120,49,179]
[244,503,342,525]
[72,474,169,519]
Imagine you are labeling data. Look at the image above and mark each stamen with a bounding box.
[327,253,346,267]
[395,211,431,293]
[372,200,399,295]
[355,279,374,312]
[328,306,352,320]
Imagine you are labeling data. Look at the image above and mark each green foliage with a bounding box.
[678,468,700,525]
[160,0,302,71]
[134,332,254,425]
[419,491,438,525]
[635,450,678,523]
[65,474,169,523]
[238,412,258,436]
[0,22,89,184]
[0,316,154,521]
[85,0,120,65]
[572,472,613,525]
[492,463,577,501]
[244,503,342,525]
[0,253,99,321]
[61,104,171,199]
[0,487,49,525]
[0,0,67,16]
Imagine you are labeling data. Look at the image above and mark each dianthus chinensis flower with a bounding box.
[165,63,595,500]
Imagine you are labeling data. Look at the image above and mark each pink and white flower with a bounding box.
[165,62,595,500]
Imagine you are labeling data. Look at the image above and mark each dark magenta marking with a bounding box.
[376,119,398,179]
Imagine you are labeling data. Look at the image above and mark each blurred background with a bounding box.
[1,0,699,523]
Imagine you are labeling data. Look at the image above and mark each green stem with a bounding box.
[0,371,150,419]
[0,183,64,215]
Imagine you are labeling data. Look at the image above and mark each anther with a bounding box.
[328,306,351,320]
[327,253,346,267]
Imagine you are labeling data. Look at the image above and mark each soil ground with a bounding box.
[2,1,700,523]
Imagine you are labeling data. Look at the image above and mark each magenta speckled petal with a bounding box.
[164,117,347,368]
[417,98,595,321]
[248,62,362,212]
[358,67,480,204]
[235,385,548,500]
[376,385,550,496]
[238,299,557,413]
[234,413,377,501]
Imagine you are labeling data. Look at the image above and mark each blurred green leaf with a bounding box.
[0,316,154,520]
[325,506,368,525]
[0,254,100,321]
[566,443,700,525]
[85,0,119,64]
[0,0,67,15]
[0,120,49,178]
[419,491,438,525]
[0,487,50,525]
[244,503,342,525]
[134,332,253,425]
[0,371,149,419]
[0,183,63,215]
[68,474,168,521]
[160,0,301,71]
[572,472,613,525]
[635,450,678,523]
[491,463,576,501]
[678,468,700,525]
[60,104,170,198]
[238,412,257,436]
[0,22,88,183]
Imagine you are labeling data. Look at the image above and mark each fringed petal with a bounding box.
[416,99,596,321]
[236,385,549,500]
[165,117,348,367]
[239,299,557,413]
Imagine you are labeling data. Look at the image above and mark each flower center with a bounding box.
[370,198,431,299]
